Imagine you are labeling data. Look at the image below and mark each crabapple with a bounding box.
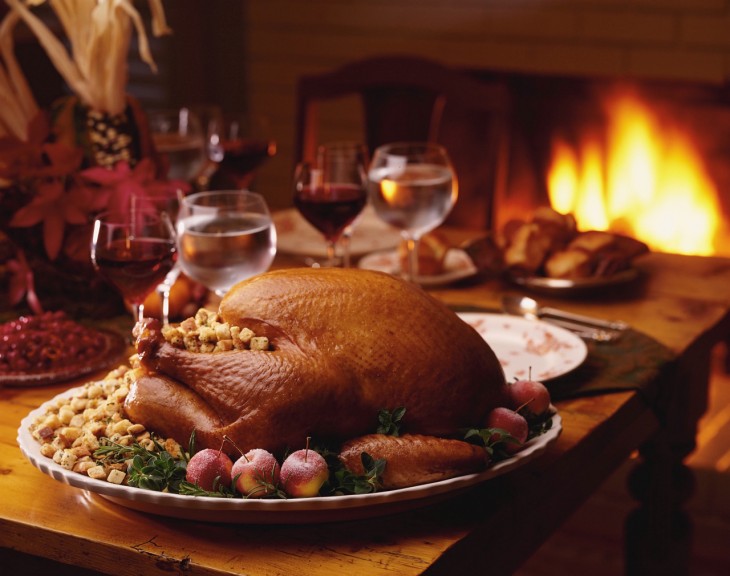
[186,448,233,491]
[232,449,281,498]
[506,378,551,419]
[280,446,329,498]
[485,407,529,454]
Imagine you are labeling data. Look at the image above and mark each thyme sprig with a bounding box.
[178,478,238,498]
[93,435,168,463]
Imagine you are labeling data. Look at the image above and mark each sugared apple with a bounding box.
[485,407,529,454]
[506,378,551,420]
[280,442,329,498]
[186,448,233,491]
[232,448,281,498]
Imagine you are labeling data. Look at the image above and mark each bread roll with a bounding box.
[544,231,649,278]
[398,231,451,276]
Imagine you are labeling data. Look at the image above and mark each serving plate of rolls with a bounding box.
[498,207,648,295]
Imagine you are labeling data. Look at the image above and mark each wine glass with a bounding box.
[293,141,369,267]
[176,190,277,297]
[368,142,458,282]
[149,107,206,182]
[131,192,184,325]
[206,112,276,190]
[90,208,178,323]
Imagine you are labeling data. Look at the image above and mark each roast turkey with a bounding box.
[124,268,507,456]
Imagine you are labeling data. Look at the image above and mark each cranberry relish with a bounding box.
[0,311,109,373]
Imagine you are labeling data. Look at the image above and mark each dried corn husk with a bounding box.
[0,0,171,140]
[0,8,39,140]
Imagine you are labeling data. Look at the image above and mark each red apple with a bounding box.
[232,448,281,498]
[485,407,529,454]
[506,378,551,419]
[280,446,329,498]
[186,448,233,491]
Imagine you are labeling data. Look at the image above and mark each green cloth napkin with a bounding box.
[546,327,675,402]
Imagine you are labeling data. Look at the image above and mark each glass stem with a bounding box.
[325,239,338,267]
[341,231,352,268]
[133,302,145,324]
[404,235,419,282]
[159,286,171,326]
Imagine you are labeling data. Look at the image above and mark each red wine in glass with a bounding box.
[293,142,369,267]
[93,238,177,307]
[220,139,275,173]
[207,113,276,189]
[208,139,276,190]
[294,184,367,242]
[91,209,177,322]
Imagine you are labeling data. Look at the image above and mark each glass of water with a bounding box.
[368,142,458,282]
[176,190,277,296]
[149,107,207,183]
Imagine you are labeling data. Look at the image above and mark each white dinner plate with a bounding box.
[359,249,478,287]
[272,205,401,258]
[18,387,561,524]
[457,312,588,382]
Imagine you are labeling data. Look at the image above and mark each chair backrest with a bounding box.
[294,55,511,229]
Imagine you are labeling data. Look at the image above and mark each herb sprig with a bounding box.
[128,451,187,492]
[90,406,412,497]
[463,409,555,460]
[178,478,239,498]
[325,452,386,495]
[377,407,406,436]
[94,437,189,493]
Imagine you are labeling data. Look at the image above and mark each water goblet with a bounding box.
[90,208,178,323]
[176,190,277,297]
[293,141,369,267]
[149,107,206,182]
[368,141,458,282]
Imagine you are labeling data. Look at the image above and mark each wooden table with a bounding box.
[2,251,729,576]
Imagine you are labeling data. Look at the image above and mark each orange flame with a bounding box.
[547,92,723,256]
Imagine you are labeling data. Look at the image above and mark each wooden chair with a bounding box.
[294,55,511,229]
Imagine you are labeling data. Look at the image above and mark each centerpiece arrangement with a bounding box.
[0,0,186,316]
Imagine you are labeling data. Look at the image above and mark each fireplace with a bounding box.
[479,70,730,257]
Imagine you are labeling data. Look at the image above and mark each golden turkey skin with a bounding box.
[124,268,507,455]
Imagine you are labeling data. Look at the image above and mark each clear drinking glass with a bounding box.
[90,208,178,323]
[149,107,206,182]
[176,190,277,296]
[293,141,369,267]
[368,141,458,281]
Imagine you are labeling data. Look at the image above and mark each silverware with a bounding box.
[500,294,628,342]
